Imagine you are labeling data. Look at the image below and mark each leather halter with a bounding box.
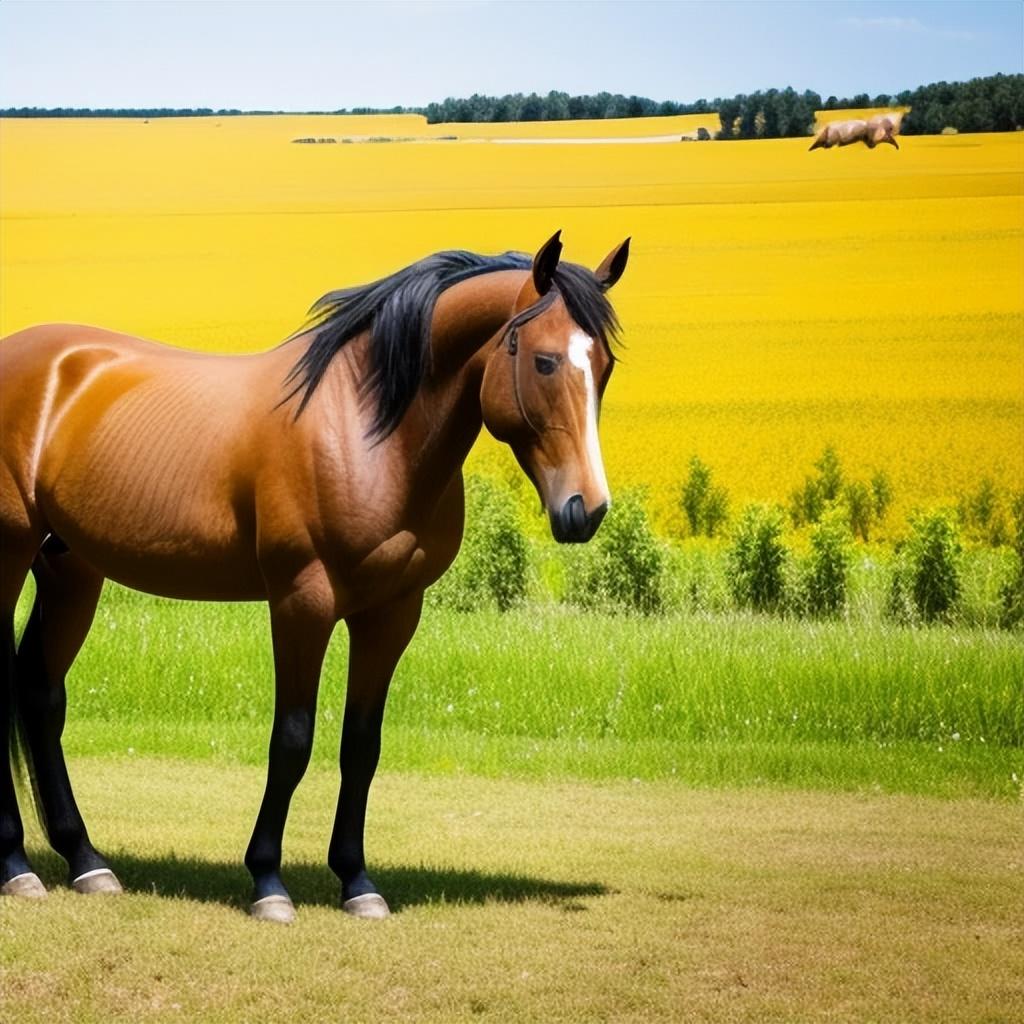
[505,326,544,438]
[502,286,553,439]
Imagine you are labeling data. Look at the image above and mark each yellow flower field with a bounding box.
[1,114,1021,530]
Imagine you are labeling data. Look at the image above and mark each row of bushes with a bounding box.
[680,446,1019,551]
[428,476,1024,628]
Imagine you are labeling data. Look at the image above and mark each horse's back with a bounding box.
[1,325,135,523]
[0,324,275,599]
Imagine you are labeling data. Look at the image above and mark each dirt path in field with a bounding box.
[296,133,703,144]
[489,134,698,144]
[4,759,1022,1023]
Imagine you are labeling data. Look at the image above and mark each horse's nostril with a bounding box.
[552,495,607,544]
[567,494,586,535]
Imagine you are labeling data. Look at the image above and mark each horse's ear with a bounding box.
[595,237,630,290]
[532,230,563,296]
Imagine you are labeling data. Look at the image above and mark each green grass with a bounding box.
[7,583,1022,1021]
[2,759,1022,1024]
[15,582,1023,800]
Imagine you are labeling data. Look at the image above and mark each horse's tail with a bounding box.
[3,613,44,835]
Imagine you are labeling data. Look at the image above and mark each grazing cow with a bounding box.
[809,115,899,151]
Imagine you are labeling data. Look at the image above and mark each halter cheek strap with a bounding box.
[506,328,544,438]
[500,288,567,439]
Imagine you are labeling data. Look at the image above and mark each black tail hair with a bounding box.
[3,611,45,838]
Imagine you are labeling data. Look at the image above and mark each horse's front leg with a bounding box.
[328,589,423,919]
[245,570,334,924]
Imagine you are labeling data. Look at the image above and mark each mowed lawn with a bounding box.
[1,758,1022,1024]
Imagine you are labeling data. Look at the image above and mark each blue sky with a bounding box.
[1,1,1020,109]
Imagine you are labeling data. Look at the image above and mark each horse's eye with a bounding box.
[534,354,559,376]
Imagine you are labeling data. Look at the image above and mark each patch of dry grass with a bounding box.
[2,757,1022,1022]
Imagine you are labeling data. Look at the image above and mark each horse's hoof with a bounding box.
[342,892,390,919]
[1,872,47,898]
[250,894,296,924]
[72,868,123,895]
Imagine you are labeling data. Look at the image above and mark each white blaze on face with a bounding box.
[567,330,610,505]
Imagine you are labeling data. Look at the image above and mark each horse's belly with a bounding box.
[42,500,265,601]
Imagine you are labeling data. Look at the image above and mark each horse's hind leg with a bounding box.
[1,612,48,896]
[0,536,45,896]
[14,547,121,894]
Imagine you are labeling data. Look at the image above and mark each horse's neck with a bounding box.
[313,269,526,515]
[397,269,527,492]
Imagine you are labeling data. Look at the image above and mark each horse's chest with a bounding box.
[331,526,443,611]
[356,529,425,580]
[313,474,464,613]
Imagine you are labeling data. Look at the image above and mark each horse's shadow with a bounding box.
[29,849,608,913]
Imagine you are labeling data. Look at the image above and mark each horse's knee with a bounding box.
[340,705,384,773]
[272,707,316,773]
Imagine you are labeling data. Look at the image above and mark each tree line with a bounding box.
[2,73,1021,136]
[898,73,1024,135]
[421,91,714,124]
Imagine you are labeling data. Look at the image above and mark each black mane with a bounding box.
[283,249,619,439]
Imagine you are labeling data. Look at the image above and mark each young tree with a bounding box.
[871,470,893,523]
[681,456,711,535]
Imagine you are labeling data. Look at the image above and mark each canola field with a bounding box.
[1,113,1021,528]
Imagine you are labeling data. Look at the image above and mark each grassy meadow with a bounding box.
[9,581,1020,801]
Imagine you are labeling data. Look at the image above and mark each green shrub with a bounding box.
[702,485,730,538]
[844,480,874,542]
[791,450,893,541]
[789,476,825,528]
[679,455,730,538]
[889,510,963,623]
[565,489,665,613]
[803,506,853,616]
[815,445,843,502]
[999,491,1024,628]
[663,541,731,614]
[871,470,893,523]
[726,504,789,612]
[428,476,529,612]
[959,478,1011,547]
[789,445,842,527]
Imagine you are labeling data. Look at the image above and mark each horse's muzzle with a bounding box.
[551,494,608,544]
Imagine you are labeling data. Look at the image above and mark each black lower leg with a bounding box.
[244,705,315,903]
[15,609,107,881]
[328,703,385,900]
[1,615,32,884]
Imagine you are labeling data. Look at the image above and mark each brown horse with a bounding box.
[0,232,629,923]
[809,115,900,151]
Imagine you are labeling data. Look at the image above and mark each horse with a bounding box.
[0,231,629,923]
[809,115,900,151]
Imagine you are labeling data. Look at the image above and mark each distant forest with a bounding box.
[2,73,1021,137]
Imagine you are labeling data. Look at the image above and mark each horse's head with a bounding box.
[481,232,629,543]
